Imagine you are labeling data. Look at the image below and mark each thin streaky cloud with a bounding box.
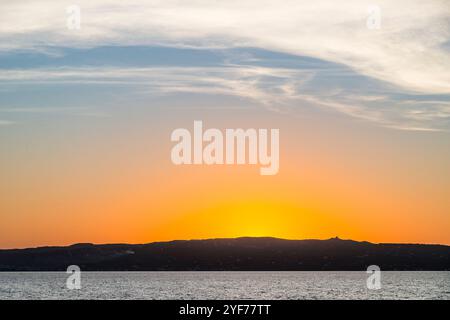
[0,106,89,113]
[0,0,449,94]
[0,120,16,126]
[0,65,447,131]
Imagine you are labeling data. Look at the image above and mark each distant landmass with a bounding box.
[1,237,449,271]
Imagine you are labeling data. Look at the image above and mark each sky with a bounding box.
[0,0,449,248]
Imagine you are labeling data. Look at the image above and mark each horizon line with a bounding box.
[2,236,450,251]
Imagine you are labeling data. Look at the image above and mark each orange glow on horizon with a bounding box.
[1,116,449,249]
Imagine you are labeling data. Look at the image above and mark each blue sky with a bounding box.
[0,0,449,131]
[1,45,449,131]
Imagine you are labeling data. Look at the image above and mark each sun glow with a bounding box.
[146,199,321,241]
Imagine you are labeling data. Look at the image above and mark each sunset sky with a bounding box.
[1,0,450,249]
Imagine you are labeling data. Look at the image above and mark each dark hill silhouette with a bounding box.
[0,237,449,271]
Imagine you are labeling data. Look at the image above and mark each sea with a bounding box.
[0,271,449,300]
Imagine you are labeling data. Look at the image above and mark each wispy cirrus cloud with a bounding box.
[0,1,449,131]
[0,120,16,126]
[0,0,449,94]
[0,65,315,107]
[1,65,448,131]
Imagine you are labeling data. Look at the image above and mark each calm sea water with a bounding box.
[0,271,449,300]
